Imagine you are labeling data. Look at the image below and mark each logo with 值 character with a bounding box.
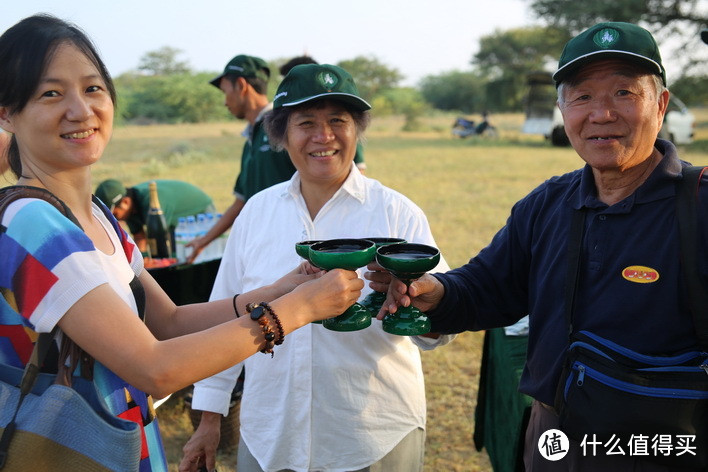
[538,429,569,461]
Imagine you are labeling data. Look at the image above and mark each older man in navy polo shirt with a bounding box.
[383,22,707,471]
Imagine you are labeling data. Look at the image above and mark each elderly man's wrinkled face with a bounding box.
[559,59,668,173]
[284,100,357,188]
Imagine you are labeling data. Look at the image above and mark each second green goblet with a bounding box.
[376,243,440,336]
[360,237,406,315]
[309,239,376,332]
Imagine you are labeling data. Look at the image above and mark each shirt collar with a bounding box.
[284,162,366,204]
[570,139,682,211]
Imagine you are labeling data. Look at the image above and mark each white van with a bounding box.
[658,95,695,145]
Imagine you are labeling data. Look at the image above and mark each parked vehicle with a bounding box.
[452,113,498,138]
[522,71,695,146]
[658,95,695,145]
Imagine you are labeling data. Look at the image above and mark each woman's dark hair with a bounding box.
[264,99,371,152]
[0,14,116,178]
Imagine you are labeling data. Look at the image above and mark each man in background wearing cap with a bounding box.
[185,54,296,262]
[95,178,213,253]
[382,22,707,470]
[180,63,453,472]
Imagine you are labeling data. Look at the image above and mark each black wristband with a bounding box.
[232,294,241,318]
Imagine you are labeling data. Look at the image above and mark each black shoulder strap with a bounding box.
[0,185,83,229]
[675,166,708,349]
[564,208,585,336]
[565,166,708,348]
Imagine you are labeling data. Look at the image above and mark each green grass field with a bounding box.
[4,109,707,471]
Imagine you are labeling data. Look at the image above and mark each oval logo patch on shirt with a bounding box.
[622,266,660,283]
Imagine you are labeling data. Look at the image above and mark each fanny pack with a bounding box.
[554,166,708,469]
[555,330,708,468]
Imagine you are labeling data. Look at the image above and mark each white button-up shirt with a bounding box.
[192,164,452,472]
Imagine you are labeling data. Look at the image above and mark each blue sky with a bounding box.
[1,0,532,85]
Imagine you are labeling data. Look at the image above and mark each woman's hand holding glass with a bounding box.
[288,268,364,324]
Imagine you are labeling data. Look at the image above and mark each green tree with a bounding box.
[527,0,706,34]
[138,46,191,76]
[336,56,404,103]
[472,26,571,110]
[373,88,429,131]
[115,72,229,124]
[669,75,708,106]
[419,70,487,113]
[526,0,708,77]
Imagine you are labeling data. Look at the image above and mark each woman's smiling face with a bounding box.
[0,42,114,177]
[283,100,357,188]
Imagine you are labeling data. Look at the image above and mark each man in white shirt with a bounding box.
[180,64,453,472]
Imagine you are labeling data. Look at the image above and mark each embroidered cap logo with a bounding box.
[318,71,339,91]
[593,28,620,48]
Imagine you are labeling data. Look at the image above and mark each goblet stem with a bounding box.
[381,279,430,335]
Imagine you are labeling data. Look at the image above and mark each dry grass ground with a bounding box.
[3,109,705,471]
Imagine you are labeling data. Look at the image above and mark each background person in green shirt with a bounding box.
[185,54,295,263]
[95,178,215,254]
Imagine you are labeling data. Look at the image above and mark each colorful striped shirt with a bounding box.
[0,196,167,471]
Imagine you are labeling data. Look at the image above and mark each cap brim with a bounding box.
[553,50,664,86]
[209,74,224,88]
[280,92,371,111]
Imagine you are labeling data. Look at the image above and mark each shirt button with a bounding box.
[599,215,607,221]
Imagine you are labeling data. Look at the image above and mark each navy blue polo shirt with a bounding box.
[430,140,707,405]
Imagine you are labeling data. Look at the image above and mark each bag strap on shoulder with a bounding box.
[0,185,94,377]
[675,166,708,349]
[564,166,708,349]
[564,208,585,336]
[0,185,83,229]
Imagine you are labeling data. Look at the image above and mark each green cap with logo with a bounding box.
[95,179,126,211]
[553,22,665,87]
[273,64,371,111]
[209,54,270,88]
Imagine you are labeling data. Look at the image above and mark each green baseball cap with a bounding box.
[95,179,126,210]
[273,64,371,111]
[553,22,665,87]
[209,54,270,88]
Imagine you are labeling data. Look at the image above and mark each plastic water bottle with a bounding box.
[193,213,209,263]
[204,213,217,261]
[184,215,197,261]
[175,217,189,263]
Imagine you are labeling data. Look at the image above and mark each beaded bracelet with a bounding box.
[260,302,284,346]
[246,302,276,357]
[232,294,241,318]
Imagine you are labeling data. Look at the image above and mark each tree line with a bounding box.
[115,0,707,124]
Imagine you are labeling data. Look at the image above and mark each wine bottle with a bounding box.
[145,181,172,259]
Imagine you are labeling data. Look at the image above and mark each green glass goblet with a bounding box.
[295,240,323,323]
[309,239,376,332]
[375,243,440,336]
[360,238,407,316]
[295,240,323,261]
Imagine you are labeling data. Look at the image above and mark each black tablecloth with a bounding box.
[147,259,221,304]
[474,328,533,472]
